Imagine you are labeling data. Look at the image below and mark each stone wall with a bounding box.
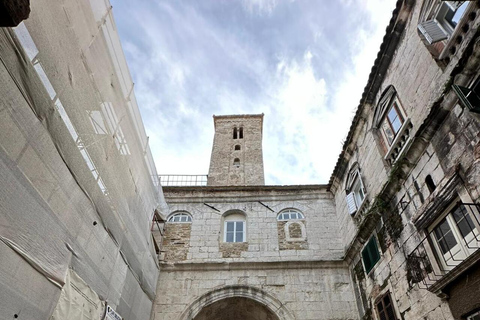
[162,223,192,261]
[153,263,358,320]
[277,221,308,250]
[160,186,342,264]
[330,1,480,319]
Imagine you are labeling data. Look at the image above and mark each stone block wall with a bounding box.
[162,223,192,261]
[153,263,359,320]
[277,220,308,250]
[330,0,480,319]
[207,115,265,186]
[161,186,342,264]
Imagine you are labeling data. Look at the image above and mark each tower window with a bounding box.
[425,175,436,193]
[233,127,238,139]
[233,158,240,167]
[235,145,241,151]
[239,127,243,139]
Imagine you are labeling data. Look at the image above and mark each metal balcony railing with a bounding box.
[158,174,208,186]
[407,202,480,290]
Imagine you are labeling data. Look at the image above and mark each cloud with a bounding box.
[111,0,397,184]
[241,0,280,16]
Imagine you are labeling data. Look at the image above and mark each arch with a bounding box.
[233,158,240,167]
[179,285,296,320]
[167,211,193,223]
[234,145,241,151]
[277,208,304,220]
[373,85,397,128]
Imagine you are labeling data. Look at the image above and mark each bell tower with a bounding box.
[207,114,265,186]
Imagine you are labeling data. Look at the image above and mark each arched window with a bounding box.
[167,212,192,223]
[373,85,412,165]
[223,211,246,243]
[239,127,243,139]
[233,158,240,167]
[233,127,238,139]
[277,209,304,220]
[425,175,436,193]
[235,145,241,151]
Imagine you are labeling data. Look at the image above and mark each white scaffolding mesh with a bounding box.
[0,0,165,319]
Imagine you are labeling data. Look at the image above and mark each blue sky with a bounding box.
[111,0,396,185]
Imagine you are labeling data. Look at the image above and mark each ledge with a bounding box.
[429,248,480,296]
[159,259,347,271]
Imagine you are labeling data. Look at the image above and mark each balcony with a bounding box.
[407,203,480,294]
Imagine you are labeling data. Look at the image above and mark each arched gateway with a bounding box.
[179,285,295,320]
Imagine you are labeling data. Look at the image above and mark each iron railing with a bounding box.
[158,174,208,186]
[407,202,480,290]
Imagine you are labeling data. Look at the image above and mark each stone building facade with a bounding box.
[154,118,359,319]
[154,0,480,319]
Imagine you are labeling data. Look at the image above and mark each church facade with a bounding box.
[154,115,359,319]
[153,1,480,319]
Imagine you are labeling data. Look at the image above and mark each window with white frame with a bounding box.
[467,310,480,320]
[381,102,405,146]
[373,86,412,165]
[277,209,304,220]
[223,211,246,243]
[418,1,469,44]
[167,212,192,223]
[224,221,245,242]
[345,164,366,215]
[428,202,479,271]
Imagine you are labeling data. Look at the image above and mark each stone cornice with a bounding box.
[159,259,347,271]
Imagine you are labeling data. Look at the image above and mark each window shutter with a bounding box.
[358,171,366,196]
[346,192,357,215]
[418,20,448,44]
[445,1,463,10]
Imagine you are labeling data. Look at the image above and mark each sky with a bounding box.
[111,0,397,185]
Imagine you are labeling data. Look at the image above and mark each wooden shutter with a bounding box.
[346,192,357,215]
[418,20,448,44]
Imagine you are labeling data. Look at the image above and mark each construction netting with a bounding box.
[0,0,167,319]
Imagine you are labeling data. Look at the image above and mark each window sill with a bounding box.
[384,118,413,166]
[438,3,477,61]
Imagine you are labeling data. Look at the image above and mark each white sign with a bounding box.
[104,305,122,320]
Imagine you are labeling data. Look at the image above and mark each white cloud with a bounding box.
[112,0,397,185]
[241,0,280,16]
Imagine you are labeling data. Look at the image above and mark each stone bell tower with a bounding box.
[207,114,265,186]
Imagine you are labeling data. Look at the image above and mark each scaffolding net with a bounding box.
[0,0,167,319]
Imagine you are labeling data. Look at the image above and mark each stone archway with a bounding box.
[179,285,295,320]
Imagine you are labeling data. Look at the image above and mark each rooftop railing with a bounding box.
[158,174,208,186]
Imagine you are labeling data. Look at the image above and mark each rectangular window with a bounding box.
[362,236,381,274]
[429,203,479,270]
[376,292,397,320]
[225,221,245,242]
[467,310,480,320]
[382,103,404,145]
